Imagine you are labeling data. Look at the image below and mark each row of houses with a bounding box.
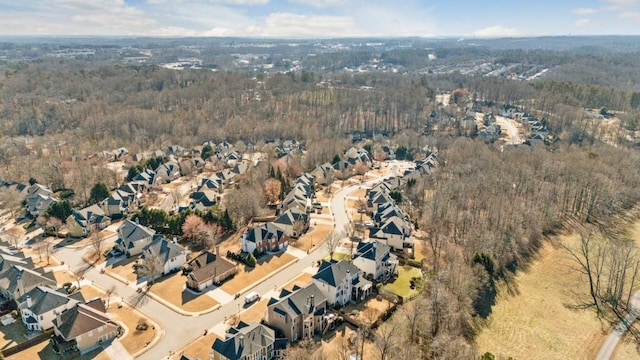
[211,242,397,360]
[0,244,120,355]
[241,173,315,254]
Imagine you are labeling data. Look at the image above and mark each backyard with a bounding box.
[382,265,423,299]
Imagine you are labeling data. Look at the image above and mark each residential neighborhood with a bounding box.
[0,139,430,360]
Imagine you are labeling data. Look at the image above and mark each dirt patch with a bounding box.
[150,273,218,312]
[220,253,296,294]
[171,332,219,360]
[228,298,270,325]
[474,237,607,359]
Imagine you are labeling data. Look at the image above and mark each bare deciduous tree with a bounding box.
[324,230,343,260]
[137,251,163,284]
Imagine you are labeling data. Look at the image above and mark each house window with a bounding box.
[40,315,44,320]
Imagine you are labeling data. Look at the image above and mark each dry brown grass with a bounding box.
[291,224,333,252]
[283,273,313,291]
[612,328,640,359]
[171,332,219,360]
[342,297,392,323]
[79,285,105,301]
[111,302,158,354]
[105,256,139,283]
[219,253,296,294]
[53,270,78,287]
[474,235,608,359]
[230,298,269,325]
[150,273,218,312]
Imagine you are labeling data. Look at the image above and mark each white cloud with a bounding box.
[619,10,640,20]
[288,0,349,8]
[573,7,599,15]
[208,0,270,4]
[261,13,365,37]
[472,25,521,38]
[575,19,592,27]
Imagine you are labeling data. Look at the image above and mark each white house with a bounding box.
[311,260,371,307]
[352,242,397,281]
[140,235,188,278]
[18,286,78,331]
[114,220,155,257]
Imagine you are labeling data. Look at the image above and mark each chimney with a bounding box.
[310,295,314,307]
[215,245,220,257]
[26,295,32,308]
[239,335,244,348]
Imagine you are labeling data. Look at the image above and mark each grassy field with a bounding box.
[475,235,609,359]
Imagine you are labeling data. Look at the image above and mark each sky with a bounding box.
[0,0,639,38]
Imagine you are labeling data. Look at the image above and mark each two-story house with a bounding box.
[211,321,282,360]
[18,286,78,331]
[266,283,327,342]
[241,223,288,254]
[139,235,188,278]
[114,220,155,257]
[311,260,371,307]
[66,204,111,238]
[51,299,120,355]
[0,265,57,301]
[352,242,397,281]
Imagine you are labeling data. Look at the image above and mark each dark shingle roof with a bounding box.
[18,286,77,316]
[312,260,360,288]
[53,302,118,340]
[211,321,275,360]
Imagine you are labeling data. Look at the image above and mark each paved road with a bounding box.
[595,290,640,360]
[53,176,385,359]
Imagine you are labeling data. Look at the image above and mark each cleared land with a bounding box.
[474,235,608,359]
[219,253,295,294]
[150,272,218,312]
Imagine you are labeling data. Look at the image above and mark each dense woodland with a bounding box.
[3,41,640,357]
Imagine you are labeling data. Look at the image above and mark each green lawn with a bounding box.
[383,266,423,299]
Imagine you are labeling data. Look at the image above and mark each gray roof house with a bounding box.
[18,286,78,331]
[25,184,57,218]
[352,242,397,282]
[211,321,278,360]
[266,283,328,342]
[66,204,111,237]
[272,208,309,239]
[140,236,188,278]
[155,161,181,183]
[312,260,371,307]
[0,265,57,301]
[114,220,156,257]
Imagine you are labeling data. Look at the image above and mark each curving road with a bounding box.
[54,177,383,359]
[595,290,640,360]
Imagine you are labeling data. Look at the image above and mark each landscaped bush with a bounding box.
[136,318,149,331]
[406,259,422,268]
[227,251,257,267]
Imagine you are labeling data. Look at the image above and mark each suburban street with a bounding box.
[52,176,385,359]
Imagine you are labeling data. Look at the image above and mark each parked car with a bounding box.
[244,292,260,304]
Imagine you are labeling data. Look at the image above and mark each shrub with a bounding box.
[67,285,77,294]
[136,318,149,331]
[350,310,359,317]
[406,259,422,268]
